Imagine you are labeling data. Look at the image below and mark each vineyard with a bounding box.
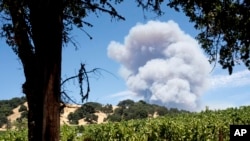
[1,106,250,141]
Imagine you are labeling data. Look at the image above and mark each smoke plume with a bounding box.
[107,20,210,111]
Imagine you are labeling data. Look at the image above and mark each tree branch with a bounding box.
[7,1,35,96]
[82,1,125,20]
[60,63,118,105]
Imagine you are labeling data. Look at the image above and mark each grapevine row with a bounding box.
[1,106,250,141]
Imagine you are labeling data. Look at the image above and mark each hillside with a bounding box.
[0,97,187,130]
[0,102,115,130]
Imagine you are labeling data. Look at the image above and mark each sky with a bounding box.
[0,1,249,112]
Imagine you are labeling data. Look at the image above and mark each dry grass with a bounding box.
[0,102,113,130]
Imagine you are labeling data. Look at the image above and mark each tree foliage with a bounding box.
[68,102,101,124]
[0,0,163,49]
[117,99,135,108]
[106,99,189,122]
[18,104,27,112]
[101,104,113,114]
[168,0,250,74]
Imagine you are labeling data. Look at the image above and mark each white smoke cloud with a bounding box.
[107,20,211,111]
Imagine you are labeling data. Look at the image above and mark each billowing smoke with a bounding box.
[107,20,211,111]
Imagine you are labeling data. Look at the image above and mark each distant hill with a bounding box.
[0,97,26,129]
[0,97,189,130]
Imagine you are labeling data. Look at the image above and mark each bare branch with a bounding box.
[60,63,118,104]
[61,66,102,86]
[61,64,99,104]
[82,1,125,20]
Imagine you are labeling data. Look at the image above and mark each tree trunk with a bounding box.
[25,0,63,141]
[25,63,61,141]
[9,0,62,140]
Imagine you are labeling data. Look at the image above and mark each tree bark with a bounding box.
[9,0,63,140]
[28,1,63,141]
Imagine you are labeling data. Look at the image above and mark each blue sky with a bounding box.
[0,1,249,111]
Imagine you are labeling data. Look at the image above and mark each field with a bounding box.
[1,106,250,141]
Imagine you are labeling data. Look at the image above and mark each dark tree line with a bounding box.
[106,99,190,122]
